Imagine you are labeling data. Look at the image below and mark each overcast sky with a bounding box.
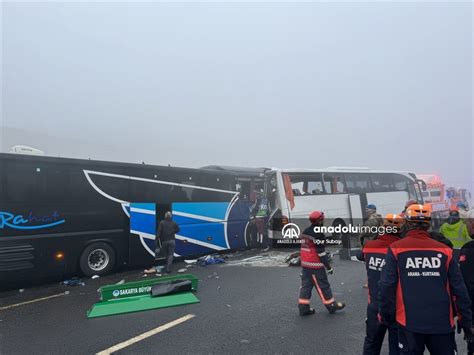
[1,1,472,191]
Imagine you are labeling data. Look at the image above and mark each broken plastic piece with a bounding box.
[151,280,193,297]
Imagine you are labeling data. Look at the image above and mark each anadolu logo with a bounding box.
[282,223,300,239]
[112,290,120,297]
[0,211,65,230]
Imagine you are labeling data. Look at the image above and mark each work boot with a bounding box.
[299,305,315,316]
[326,301,345,314]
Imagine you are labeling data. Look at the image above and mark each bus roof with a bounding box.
[0,153,246,177]
[276,167,416,176]
[201,165,269,177]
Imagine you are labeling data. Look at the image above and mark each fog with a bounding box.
[1,1,472,192]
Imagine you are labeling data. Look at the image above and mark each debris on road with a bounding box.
[87,274,200,318]
[184,259,198,265]
[285,251,301,266]
[197,255,225,266]
[116,279,125,285]
[177,268,187,273]
[91,275,100,279]
[19,289,25,293]
[225,251,291,267]
[62,277,85,287]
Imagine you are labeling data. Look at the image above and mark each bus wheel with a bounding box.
[79,242,116,277]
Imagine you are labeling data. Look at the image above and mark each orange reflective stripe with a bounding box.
[312,275,335,305]
[321,297,335,305]
[298,298,310,305]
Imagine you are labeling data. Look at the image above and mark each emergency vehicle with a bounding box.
[417,174,450,219]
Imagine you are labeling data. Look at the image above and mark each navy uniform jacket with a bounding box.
[378,229,472,334]
[460,240,474,317]
[357,234,400,311]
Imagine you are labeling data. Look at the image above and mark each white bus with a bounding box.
[265,167,425,240]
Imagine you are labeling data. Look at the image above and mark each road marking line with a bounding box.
[96,313,196,355]
[0,292,66,311]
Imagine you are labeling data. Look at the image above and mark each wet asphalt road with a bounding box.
[0,250,469,355]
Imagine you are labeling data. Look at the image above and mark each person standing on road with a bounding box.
[400,200,418,218]
[360,204,383,246]
[357,214,402,355]
[360,204,384,288]
[440,209,471,259]
[399,200,418,238]
[459,240,474,355]
[298,211,345,316]
[157,211,180,274]
[378,204,472,355]
[458,202,474,237]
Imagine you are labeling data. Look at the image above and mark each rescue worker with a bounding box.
[378,204,472,355]
[249,191,268,245]
[360,204,384,246]
[357,214,402,355]
[360,204,384,288]
[399,199,418,237]
[298,211,345,316]
[459,239,474,355]
[458,202,474,237]
[400,199,418,217]
[440,209,471,259]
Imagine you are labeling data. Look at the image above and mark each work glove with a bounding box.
[326,267,334,275]
[458,321,474,342]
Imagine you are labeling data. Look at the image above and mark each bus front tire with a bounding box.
[79,242,116,277]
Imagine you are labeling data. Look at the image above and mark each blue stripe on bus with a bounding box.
[172,202,229,220]
[130,203,156,212]
[130,203,156,235]
[175,239,219,256]
[176,224,227,249]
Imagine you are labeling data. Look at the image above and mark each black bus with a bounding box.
[0,153,267,286]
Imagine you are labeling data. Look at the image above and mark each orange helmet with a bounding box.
[384,213,403,227]
[404,199,418,209]
[405,204,431,223]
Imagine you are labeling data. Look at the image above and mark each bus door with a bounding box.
[344,173,370,219]
[128,202,159,267]
[349,194,364,226]
[264,171,289,240]
[171,201,249,256]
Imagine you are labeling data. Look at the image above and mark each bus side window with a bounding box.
[70,170,98,204]
[393,174,417,200]
[345,173,372,194]
[5,162,44,203]
[323,173,346,194]
[370,174,394,192]
[306,174,324,195]
[45,165,69,202]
